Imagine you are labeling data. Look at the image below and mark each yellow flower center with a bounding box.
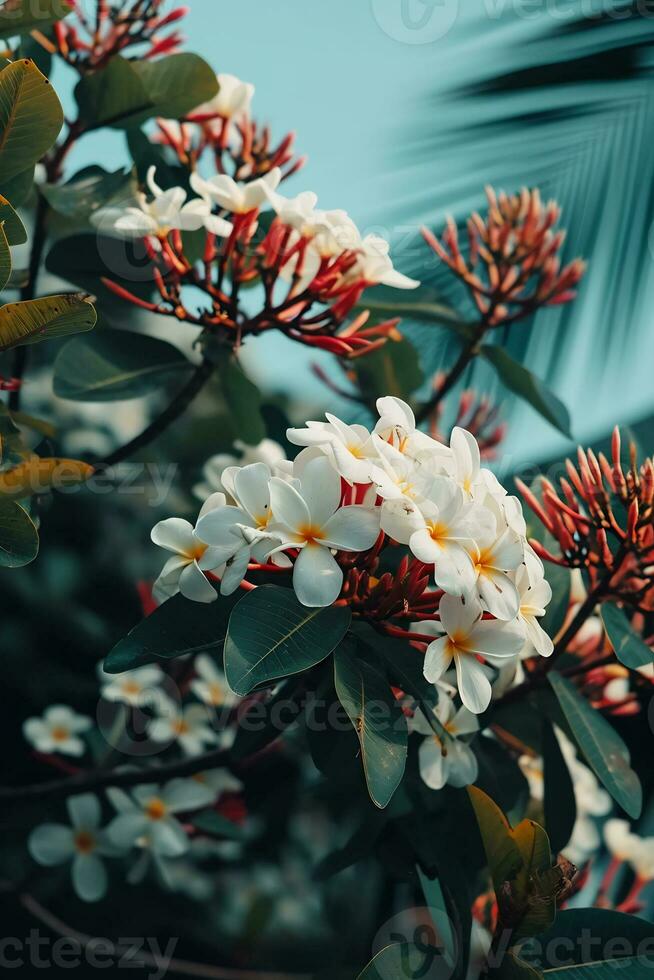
[145,797,168,821]
[428,521,449,544]
[347,444,365,459]
[173,719,190,736]
[74,831,96,855]
[298,524,326,546]
[51,726,70,742]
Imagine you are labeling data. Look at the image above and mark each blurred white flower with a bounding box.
[98,663,165,708]
[107,778,216,857]
[28,794,119,902]
[193,72,255,121]
[23,705,92,757]
[190,168,281,215]
[191,654,239,710]
[411,696,479,790]
[149,702,218,756]
[193,439,286,500]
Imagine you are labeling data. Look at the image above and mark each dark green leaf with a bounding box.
[224,585,351,696]
[354,337,424,404]
[521,908,654,972]
[333,638,408,808]
[0,496,38,566]
[0,0,72,40]
[230,677,304,762]
[357,945,445,980]
[549,672,642,818]
[601,603,654,670]
[0,59,63,181]
[481,345,571,437]
[53,329,191,401]
[0,222,9,292]
[0,194,26,244]
[104,592,241,674]
[41,166,132,221]
[211,350,265,445]
[542,720,576,856]
[191,810,246,841]
[2,165,34,207]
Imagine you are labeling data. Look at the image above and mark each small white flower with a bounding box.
[374,396,447,459]
[411,696,479,790]
[268,455,380,607]
[191,654,239,710]
[151,493,234,604]
[28,794,118,902]
[190,768,243,796]
[98,663,164,708]
[149,702,218,756]
[515,551,554,658]
[286,413,378,484]
[467,522,524,622]
[93,167,232,246]
[107,778,216,858]
[193,439,286,500]
[23,705,92,758]
[604,819,641,863]
[193,72,255,121]
[423,594,525,714]
[190,168,281,215]
[351,234,420,290]
[449,427,483,497]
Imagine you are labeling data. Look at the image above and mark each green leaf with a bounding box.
[488,953,543,979]
[0,222,10,291]
[230,677,304,763]
[548,672,642,817]
[354,337,424,403]
[104,592,242,674]
[542,720,576,856]
[211,350,265,445]
[0,292,96,350]
[2,164,34,207]
[224,585,351,696]
[75,53,218,131]
[0,0,73,40]
[41,166,132,221]
[53,329,191,402]
[521,908,654,974]
[357,945,445,980]
[359,283,473,338]
[191,810,246,841]
[0,402,30,467]
[467,786,524,897]
[0,496,38,566]
[480,345,572,437]
[601,603,654,670]
[333,638,408,808]
[0,194,26,244]
[546,961,654,979]
[0,59,63,181]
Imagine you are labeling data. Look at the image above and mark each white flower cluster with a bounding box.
[93,72,418,291]
[152,396,553,715]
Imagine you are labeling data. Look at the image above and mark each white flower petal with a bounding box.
[292,543,343,607]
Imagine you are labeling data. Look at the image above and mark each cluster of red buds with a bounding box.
[104,213,405,359]
[518,428,654,612]
[422,186,586,326]
[157,114,305,185]
[341,551,441,624]
[46,0,187,72]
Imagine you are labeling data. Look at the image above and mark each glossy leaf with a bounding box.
[0,59,63,181]
[601,603,654,670]
[224,585,351,696]
[357,945,444,980]
[542,720,576,856]
[0,293,96,351]
[467,785,524,897]
[0,0,73,40]
[104,592,242,674]
[54,329,191,402]
[0,195,26,244]
[549,672,642,818]
[0,496,38,566]
[333,638,408,808]
[521,908,654,974]
[41,166,132,221]
[481,345,572,438]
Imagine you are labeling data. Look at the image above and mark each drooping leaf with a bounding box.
[104,592,242,674]
[481,345,572,438]
[0,221,9,291]
[333,637,408,809]
[0,293,96,350]
[601,603,654,670]
[467,785,525,898]
[53,329,191,402]
[0,194,26,244]
[41,166,132,222]
[549,672,642,818]
[541,720,576,856]
[0,456,94,497]
[224,585,351,696]
[75,53,218,131]
[0,0,73,40]
[0,496,37,566]
[0,59,63,181]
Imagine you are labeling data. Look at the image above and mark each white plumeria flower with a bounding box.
[468,521,524,621]
[23,705,92,758]
[149,702,218,756]
[93,166,232,247]
[151,493,234,604]
[267,455,380,607]
[367,437,434,505]
[423,594,525,714]
[28,794,119,902]
[351,234,420,290]
[191,654,239,710]
[97,663,165,708]
[381,477,492,597]
[190,768,243,797]
[193,439,286,500]
[190,168,281,215]
[107,778,216,858]
[604,819,641,863]
[449,427,483,497]
[194,72,255,120]
[286,413,378,484]
[411,698,479,790]
[374,396,448,460]
[195,462,285,596]
[515,552,554,658]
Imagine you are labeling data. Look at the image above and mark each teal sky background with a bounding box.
[52,0,654,468]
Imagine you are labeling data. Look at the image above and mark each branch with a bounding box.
[415,319,489,425]
[96,357,215,470]
[16,890,311,980]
